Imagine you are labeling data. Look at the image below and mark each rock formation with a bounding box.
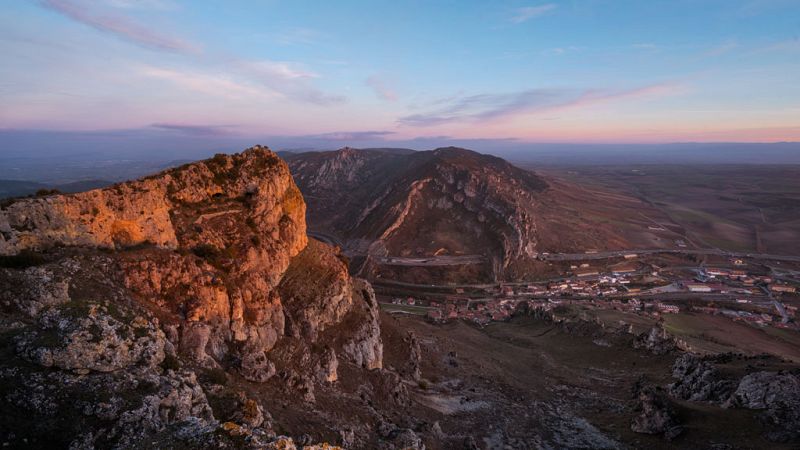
[285,147,548,279]
[0,146,384,448]
[728,371,800,442]
[668,354,736,402]
[284,146,646,281]
[630,384,683,440]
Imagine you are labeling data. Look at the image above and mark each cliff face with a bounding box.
[286,147,548,279]
[0,146,384,448]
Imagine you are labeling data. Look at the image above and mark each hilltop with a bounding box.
[286,147,675,282]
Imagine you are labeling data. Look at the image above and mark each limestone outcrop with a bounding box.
[0,146,385,448]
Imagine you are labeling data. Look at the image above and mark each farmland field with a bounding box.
[534,165,800,255]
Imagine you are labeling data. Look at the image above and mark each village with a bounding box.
[379,253,800,331]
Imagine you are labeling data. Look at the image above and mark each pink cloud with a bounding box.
[399,82,683,126]
[40,0,200,54]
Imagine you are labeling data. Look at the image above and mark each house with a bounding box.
[684,282,712,293]
[612,265,637,275]
[576,270,599,278]
[657,303,680,313]
[706,268,729,277]
[771,285,797,294]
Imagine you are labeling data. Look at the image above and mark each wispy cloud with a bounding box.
[39,0,344,106]
[102,0,177,10]
[238,60,344,105]
[40,0,200,54]
[510,4,557,23]
[241,60,319,80]
[301,131,396,141]
[140,66,271,99]
[150,123,234,136]
[399,83,681,126]
[365,75,397,101]
[140,62,344,105]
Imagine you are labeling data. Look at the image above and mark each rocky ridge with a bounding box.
[285,147,549,279]
[0,147,389,448]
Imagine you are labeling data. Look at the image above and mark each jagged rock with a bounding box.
[402,331,422,381]
[387,428,425,450]
[376,422,425,450]
[342,279,383,370]
[13,295,165,373]
[633,327,676,355]
[240,350,276,382]
[669,354,736,402]
[280,239,353,342]
[240,398,265,428]
[0,266,71,316]
[316,346,339,383]
[728,371,800,442]
[0,147,384,447]
[631,385,682,439]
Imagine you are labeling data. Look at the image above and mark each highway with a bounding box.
[305,231,800,267]
[540,248,800,263]
[375,254,485,266]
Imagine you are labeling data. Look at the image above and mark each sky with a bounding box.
[1,0,799,151]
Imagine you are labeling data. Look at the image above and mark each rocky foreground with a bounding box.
[0,147,391,448]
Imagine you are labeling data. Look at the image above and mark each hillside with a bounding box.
[286,147,675,281]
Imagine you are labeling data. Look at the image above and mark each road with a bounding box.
[307,230,344,248]
[375,254,485,266]
[541,248,800,263]
[758,284,790,323]
[305,231,800,266]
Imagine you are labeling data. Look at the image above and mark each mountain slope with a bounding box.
[286,146,657,281]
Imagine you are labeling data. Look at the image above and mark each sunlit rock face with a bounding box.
[0,146,385,448]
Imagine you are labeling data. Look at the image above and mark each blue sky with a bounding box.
[1,0,799,147]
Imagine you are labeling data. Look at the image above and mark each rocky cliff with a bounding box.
[285,147,549,280]
[0,146,386,448]
[285,146,643,282]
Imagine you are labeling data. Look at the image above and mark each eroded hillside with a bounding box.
[286,147,673,281]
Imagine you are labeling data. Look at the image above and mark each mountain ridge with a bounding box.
[0,146,387,448]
